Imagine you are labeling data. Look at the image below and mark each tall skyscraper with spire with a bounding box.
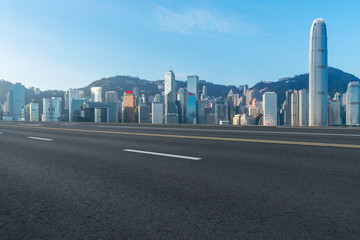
[309,18,328,126]
[164,69,179,124]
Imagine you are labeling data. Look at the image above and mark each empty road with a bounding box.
[0,121,360,239]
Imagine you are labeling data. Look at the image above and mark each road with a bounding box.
[0,121,360,239]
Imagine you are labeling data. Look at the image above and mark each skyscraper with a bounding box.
[285,90,294,126]
[164,69,178,124]
[263,92,277,126]
[6,83,25,121]
[105,91,118,103]
[298,89,309,126]
[29,102,39,122]
[197,101,205,124]
[309,18,328,126]
[329,100,341,126]
[243,84,248,97]
[346,82,360,125]
[138,105,150,123]
[291,91,299,126]
[70,98,87,122]
[105,91,119,122]
[151,102,163,124]
[201,85,207,101]
[123,91,135,123]
[91,87,103,122]
[91,87,103,102]
[186,75,199,124]
[177,88,187,124]
[68,89,84,122]
[245,90,253,107]
[42,97,61,122]
[227,89,234,124]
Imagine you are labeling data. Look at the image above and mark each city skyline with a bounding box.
[1,11,360,128]
[1,1,360,90]
[2,3,360,239]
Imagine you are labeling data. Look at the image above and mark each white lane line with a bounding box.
[123,149,201,161]
[99,125,360,137]
[27,136,53,141]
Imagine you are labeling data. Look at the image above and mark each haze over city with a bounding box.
[1,0,360,90]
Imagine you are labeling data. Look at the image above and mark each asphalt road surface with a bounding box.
[0,121,360,239]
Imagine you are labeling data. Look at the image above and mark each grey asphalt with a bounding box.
[0,121,360,239]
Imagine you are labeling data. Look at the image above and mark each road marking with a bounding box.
[27,136,53,141]
[98,125,360,137]
[1,124,360,149]
[123,149,201,160]
[0,132,2,134]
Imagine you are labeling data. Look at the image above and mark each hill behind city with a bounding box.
[1,67,359,107]
[251,67,359,105]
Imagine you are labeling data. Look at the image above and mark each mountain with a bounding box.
[81,75,160,98]
[80,75,242,99]
[1,67,359,108]
[251,67,360,106]
[24,89,65,111]
[0,79,14,103]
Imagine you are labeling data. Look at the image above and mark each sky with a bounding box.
[0,0,359,90]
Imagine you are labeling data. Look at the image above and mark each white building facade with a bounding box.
[309,18,328,126]
[42,98,61,122]
[263,92,277,126]
[29,102,39,122]
[346,82,360,125]
[152,102,163,124]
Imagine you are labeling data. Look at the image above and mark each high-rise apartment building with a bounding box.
[285,90,293,126]
[245,90,254,107]
[243,84,248,97]
[309,18,328,126]
[298,90,309,126]
[291,91,299,126]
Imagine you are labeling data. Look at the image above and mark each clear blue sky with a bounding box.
[0,0,359,90]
